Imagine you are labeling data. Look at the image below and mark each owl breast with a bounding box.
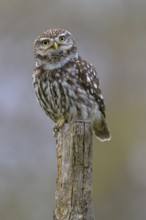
[33,63,94,123]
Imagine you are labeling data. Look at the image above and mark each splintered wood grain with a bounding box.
[53,121,95,220]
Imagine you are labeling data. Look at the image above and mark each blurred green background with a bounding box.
[0,0,146,219]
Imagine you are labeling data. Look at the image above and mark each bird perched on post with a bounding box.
[33,29,111,141]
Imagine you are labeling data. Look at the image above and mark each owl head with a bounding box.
[34,29,78,70]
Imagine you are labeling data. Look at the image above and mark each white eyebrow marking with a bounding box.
[40,37,51,41]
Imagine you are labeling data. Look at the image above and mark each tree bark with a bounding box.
[53,121,95,220]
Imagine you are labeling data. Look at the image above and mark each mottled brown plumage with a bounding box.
[33,29,111,141]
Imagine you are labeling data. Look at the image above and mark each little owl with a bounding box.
[33,29,111,141]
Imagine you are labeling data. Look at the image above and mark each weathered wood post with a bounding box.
[53,121,95,220]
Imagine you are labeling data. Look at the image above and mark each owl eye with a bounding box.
[42,40,50,47]
[59,36,65,42]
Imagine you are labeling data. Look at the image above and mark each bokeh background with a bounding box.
[1,0,146,219]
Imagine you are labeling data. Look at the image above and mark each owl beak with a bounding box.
[53,42,59,50]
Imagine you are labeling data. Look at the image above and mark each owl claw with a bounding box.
[53,117,65,137]
[53,127,59,137]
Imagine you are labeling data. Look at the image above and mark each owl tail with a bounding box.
[93,118,111,142]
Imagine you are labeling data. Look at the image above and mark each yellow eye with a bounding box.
[59,36,65,42]
[42,40,50,47]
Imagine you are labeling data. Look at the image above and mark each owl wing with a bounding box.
[76,59,106,118]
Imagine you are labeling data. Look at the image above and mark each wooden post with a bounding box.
[53,121,95,220]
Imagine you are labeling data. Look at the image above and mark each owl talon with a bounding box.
[53,127,59,137]
[53,117,65,137]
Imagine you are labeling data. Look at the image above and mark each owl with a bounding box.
[33,29,111,141]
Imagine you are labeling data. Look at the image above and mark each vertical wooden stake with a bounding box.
[53,121,95,220]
